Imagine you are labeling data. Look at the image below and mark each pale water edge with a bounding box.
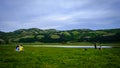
[27,45,119,48]
[1,45,120,48]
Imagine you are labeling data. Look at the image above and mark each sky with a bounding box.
[0,0,120,32]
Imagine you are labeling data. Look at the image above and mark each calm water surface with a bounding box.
[31,45,116,48]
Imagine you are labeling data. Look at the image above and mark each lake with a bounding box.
[31,45,117,48]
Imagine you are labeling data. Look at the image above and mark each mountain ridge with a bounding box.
[0,28,120,44]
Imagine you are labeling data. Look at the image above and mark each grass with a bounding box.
[23,42,120,46]
[0,45,120,68]
[2,42,120,46]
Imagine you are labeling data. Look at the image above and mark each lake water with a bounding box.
[2,45,119,48]
[32,45,115,48]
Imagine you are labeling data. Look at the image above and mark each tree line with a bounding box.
[0,28,120,44]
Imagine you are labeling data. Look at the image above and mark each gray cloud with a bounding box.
[0,0,120,32]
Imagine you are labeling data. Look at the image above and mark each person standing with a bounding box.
[94,43,97,49]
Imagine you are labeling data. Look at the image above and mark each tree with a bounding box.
[0,39,5,44]
[60,32,71,43]
[71,31,80,42]
[50,34,60,39]
[36,35,45,42]
[18,35,35,43]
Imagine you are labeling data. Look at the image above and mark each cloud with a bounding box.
[0,0,120,32]
[43,15,71,21]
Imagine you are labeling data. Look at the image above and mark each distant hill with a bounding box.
[0,28,120,44]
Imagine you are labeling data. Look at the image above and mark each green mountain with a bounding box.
[0,28,120,44]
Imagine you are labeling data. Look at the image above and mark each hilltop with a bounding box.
[0,28,120,44]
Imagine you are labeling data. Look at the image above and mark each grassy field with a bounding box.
[0,45,120,68]
[2,42,120,46]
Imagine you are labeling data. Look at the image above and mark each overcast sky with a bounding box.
[0,0,120,32]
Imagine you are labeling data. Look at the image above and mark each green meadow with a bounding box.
[0,45,120,68]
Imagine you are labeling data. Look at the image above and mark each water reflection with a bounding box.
[51,46,113,48]
[33,45,115,48]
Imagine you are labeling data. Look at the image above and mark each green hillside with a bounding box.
[0,28,120,44]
